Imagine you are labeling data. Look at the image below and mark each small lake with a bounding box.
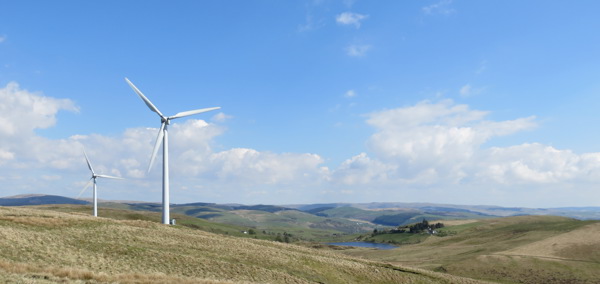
[327,242,397,250]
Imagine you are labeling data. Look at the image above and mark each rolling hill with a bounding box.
[336,215,600,284]
[291,202,600,220]
[100,202,379,241]
[0,205,485,283]
[310,206,491,226]
[0,194,88,206]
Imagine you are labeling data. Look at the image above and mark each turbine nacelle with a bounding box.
[78,148,124,217]
[125,77,221,225]
[125,77,221,173]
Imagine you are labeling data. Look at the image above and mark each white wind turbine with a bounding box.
[78,149,124,217]
[125,77,220,225]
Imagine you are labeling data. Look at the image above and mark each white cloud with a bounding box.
[0,82,83,171]
[336,12,368,28]
[3,82,600,206]
[478,143,600,184]
[344,90,357,98]
[366,100,489,130]
[422,0,455,15]
[207,148,327,185]
[349,99,600,205]
[0,149,15,164]
[0,82,78,138]
[211,112,233,123]
[364,100,538,184]
[0,82,331,203]
[0,35,6,43]
[333,153,396,185]
[346,44,371,57]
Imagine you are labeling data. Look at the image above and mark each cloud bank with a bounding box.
[1,82,600,206]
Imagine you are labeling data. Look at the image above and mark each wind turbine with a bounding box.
[78,149,124,217]
[125,78,220,225]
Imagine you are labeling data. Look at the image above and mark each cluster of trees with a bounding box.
[372,219,444,236]
[274,232,293,243]
[259,230,293,243]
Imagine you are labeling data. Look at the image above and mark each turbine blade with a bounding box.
[124,78,164,117]
[96,174,124,180]
[77,178,94,199]
[148,122,165,173]
[170,107,221,119]
[83,148,95,174]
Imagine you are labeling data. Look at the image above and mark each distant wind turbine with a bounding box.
[78,149,124,217]
[125,78,220,225]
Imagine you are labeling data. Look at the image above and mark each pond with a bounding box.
[327,242,397,250]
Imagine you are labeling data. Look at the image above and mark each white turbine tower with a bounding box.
[78,149,123,217]
[125,77,220,225]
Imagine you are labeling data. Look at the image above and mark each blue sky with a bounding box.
[1,0,600,207]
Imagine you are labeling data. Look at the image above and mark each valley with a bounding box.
[2,195,600,283]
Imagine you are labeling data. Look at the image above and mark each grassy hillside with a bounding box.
[34,204,270,240]
[0,206,486,284]
[97,202,378,241]
[311,206,491,227]
[104,201,489,241]
[336,216,600,284]
[170,205,377,241]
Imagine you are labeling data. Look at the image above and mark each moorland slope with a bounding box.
[340,215,600,284]
[0,206,485,284]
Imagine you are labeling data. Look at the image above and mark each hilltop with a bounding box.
[0,206,485,283]
[5,194,600,222]
[5,194,600,245]
[0,195,87,206]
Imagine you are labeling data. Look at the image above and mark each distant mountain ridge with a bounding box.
[3,194,600,220]
[0,194,88,206]
[288,202,600,220]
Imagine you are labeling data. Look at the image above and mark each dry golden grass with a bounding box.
[498,222,600,262]
[337,215,600,284]
[0,206,485,283]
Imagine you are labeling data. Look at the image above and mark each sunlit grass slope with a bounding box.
[174,206,377,241]
[0,206,486,283]
[97,202,377,241]
[340,215,600,284]
[35,204,265,239]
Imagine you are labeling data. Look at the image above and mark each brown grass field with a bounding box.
[0,206,488,284]
[336,215,600,284]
